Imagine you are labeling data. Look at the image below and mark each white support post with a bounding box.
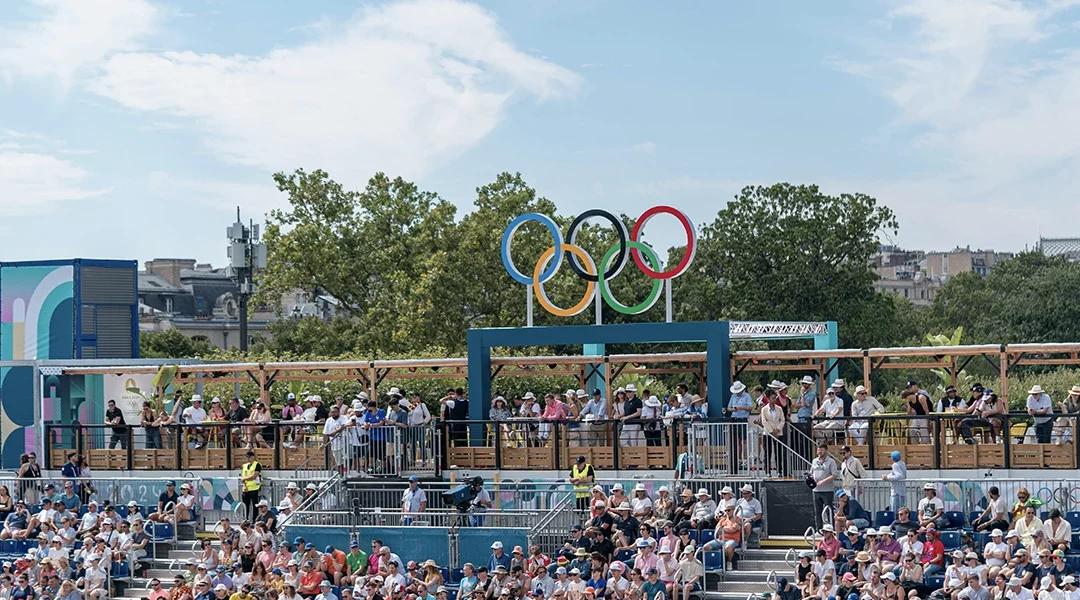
[665,279,673,322]
[527,284,534,327]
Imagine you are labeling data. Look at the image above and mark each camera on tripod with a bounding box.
[442,476,484,512]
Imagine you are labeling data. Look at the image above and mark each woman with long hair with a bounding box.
[17,453,41,505]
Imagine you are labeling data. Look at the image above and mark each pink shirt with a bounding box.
[634,552,658,574]
[818,536,842,561]
[542,401,568,420]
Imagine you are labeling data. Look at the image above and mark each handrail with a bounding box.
[784,547,798,568]
[767,570,778,590]
[528,490,576,536]
[803,526,817,548]
[762,430,812,471]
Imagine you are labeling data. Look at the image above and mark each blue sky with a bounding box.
[2,0,1080,265]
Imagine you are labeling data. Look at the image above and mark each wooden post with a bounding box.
[258,368,269,406]
[950,356,958,389]
[368,363,377,401]
[862,354,872,394]
[604,357,612,418]
[1000,350,1009,406]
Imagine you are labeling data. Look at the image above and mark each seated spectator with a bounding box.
[700,505,741,568]
[917,484,948,530]
[734,486,762,542]
[896,552,923,598]
[1007,577,1035,600]
[974,486,1010,533]
[817,525,841,561]
[921,528,945,577]
[841,528,863,552]
[1015,506,1044,549]
[671,547,701,600]
[812,389,845,440]
[1043,510,1071,552]
[848,386,883,446]
[631,485,654,522]
[958,572,990,600]
[834,490,870,532]
[891,508,917,537]
[874,527,902,570]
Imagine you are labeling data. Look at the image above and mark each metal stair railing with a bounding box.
[758,428,813,477]
[527,491,576,555]
[275,438,344,542]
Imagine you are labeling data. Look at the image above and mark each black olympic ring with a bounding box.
[564,209,629,283]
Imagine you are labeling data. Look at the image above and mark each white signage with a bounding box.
[103,374,157,426]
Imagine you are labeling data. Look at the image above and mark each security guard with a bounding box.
[239,450,262,521]
[569,456,595,511]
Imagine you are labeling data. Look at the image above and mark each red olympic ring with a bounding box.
[630,205,696,280]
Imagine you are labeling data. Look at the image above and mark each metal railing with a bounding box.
[44,422,440,475]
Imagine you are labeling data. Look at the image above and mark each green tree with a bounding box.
[261,169,463,356]
[674,183,906,347]
[140,329,216,359]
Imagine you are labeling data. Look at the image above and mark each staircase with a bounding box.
[707,538,803,600]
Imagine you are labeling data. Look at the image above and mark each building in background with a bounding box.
[138,258,337,349]
[872,246,1013,307]
[1038,237,1080,261]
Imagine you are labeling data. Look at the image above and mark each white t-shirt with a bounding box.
[812,559,835,580]
[1007,588,1034,600]
[900,538,923,557]
[984,541,1008,567]
[631,497,653,517]
[990,496,1008,520]
[408,404,430,427]
[919,496,944,521]
[184,406,207,424]
[323,416,346,449]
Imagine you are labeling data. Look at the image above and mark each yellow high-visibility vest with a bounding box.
[241,461,262,492]
[571,463,593,498]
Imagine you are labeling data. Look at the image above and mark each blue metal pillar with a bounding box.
[582,343,605,398]
[814,320,839,384]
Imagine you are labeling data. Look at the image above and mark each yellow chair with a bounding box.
[1009,423,1028,443]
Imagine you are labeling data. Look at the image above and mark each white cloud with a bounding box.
[90,0,581,185]
[828,0,1080,249]
[0,0,158,89]
[0,151,108,215]
[146,171,283,217]
[628,141,656,154]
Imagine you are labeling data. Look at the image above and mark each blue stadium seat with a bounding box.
[1068,512,1080,529]
[703,551,723,572]
[699,530,715,545]
[1042,512,1050,522]
[149,523,174,541]
[1073,533,1080,552]
[116,506,128,518]
[73,541,82,550]
[1068,556,1080,573]
[968,512,983,528]
[687,530,698,543]
[446,591,457,600]
[875,511,895,528]
[30,505,41,515]
[945,512,965,530]
[440,568,451,584]
[940,531,961,551]
[111,562,130,579]
[924,575,944,590]
[450,568,464,584]
[973,532,989,548]
[79,506,88,516]
[0,541,12,554]
[615,550,634,563]
[17,541,32,553]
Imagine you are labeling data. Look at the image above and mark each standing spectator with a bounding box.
[725,382,753,420]
[903,381,932,444]
[1027,385,1054,444]
[541,394,568,444]
[881,451,907,511]
[794,377,818,440]
[810,443,838,531]
[641,394,663,447]
[837,445,866,500]
[580,390,607,446]
[400,477,427,526]
[362,401,388,473]
[106,399,127,449]
[60,453,82,497]
[140,401,162,449]
[570,458,595,512]
[323,406,348,471]
[848,387,883,446]
[239,451,263,523]
[619,385,644,447]
[760,391,786,476]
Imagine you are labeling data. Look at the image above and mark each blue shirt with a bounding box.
[487,551,511,572]
[58,493,81,511]
[796,389,817,422]
[728,392,753,419]
[364,409,387,441]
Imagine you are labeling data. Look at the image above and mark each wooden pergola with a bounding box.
[55,342,1080,406]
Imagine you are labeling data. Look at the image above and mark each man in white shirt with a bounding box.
[322,405,348,468]
[735,485,762,542]
[1044,509,1072,551]
[183,395,208,448]
[917,483,948,530]
[1061,576,1080,600]
[400,477,427,526]
[759,392,786,475]
[1007,576,1035,600]
[848,386,884,445]
[983,529,1008,569]
[974,486,1010,532]
[1027,385,1054,444]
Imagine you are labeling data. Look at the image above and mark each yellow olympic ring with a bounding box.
[532,245,596,317]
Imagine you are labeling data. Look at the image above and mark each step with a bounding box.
[722,571,776,583]
[739,549,793,560]
[714,581,773,593]
[707,593,761,600]
[734,560,789,571]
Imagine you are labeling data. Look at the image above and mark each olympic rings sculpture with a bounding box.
[500,205,696,317]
